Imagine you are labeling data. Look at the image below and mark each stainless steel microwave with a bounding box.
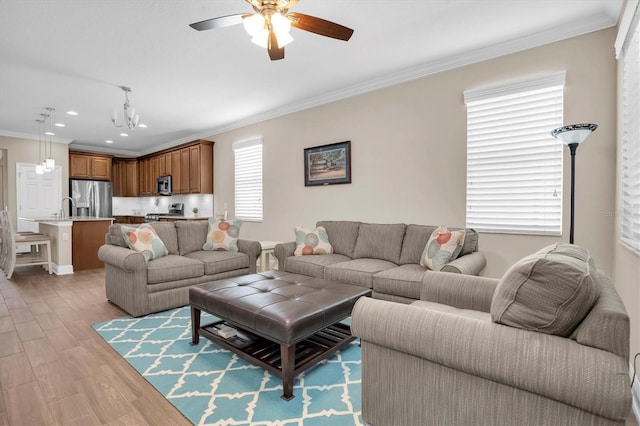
[157,175,172,195]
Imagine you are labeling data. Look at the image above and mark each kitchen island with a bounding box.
[20,217,114,274]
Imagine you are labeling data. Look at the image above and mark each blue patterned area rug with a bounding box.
[92,306,363,425]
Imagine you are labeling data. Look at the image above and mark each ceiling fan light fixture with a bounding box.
[271,13,293,47]
[243,13,266,37]
[251,33,269,48]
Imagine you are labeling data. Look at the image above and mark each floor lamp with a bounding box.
[550,123,598,244]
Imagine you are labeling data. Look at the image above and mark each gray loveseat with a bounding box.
[352,243,632,425]
[274,220,486,303]
[98,221,262,317]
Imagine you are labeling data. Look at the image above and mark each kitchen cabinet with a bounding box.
[171,150,182,194]
[108,139,213,197]
[69,152,113,180]
[72,219,113,271]
[113,215,145,224]
[112,159,138,197]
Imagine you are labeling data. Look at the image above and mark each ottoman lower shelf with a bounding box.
[190,309,356,400]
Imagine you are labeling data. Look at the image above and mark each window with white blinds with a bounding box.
[464,72,565,235]
[620,2,640,252]
[233,138,263,222]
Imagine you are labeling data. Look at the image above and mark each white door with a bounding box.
[16,163,62,232]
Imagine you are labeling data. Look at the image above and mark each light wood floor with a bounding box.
[0,266,190,425]
[1,266,638,426]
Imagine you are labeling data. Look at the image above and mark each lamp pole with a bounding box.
[568,143,578,244]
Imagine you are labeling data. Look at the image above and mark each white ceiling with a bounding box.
[0,0,623,157]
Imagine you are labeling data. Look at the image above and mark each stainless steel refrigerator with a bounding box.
[70,179,113,218]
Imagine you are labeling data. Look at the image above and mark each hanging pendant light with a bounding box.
[44,107,56,172]
[35,119,45,175]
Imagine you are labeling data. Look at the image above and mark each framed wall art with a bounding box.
[304,141,351,186]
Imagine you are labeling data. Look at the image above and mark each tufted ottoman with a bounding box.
[189,269,371,400]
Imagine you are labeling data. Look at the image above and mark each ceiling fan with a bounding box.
[189,0,354,61]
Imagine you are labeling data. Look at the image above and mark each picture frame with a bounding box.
[304,141,352,187]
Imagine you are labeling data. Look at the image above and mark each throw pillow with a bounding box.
[490,243,601,337]
[420,225,466,271]
[294,226,334,256]
[202,218,242,251]
[121,223,169,262]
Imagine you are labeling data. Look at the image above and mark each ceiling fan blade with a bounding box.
[189,14,246,31]
[287,12,354,41]
[268,31,285,61]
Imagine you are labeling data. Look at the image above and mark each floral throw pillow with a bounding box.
[421,226,466,271]
[203,218,242,251]
[121,223,168,262]
[294,226,334,256]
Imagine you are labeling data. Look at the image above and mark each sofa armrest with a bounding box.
[351,298,631,421]
[421,271,498,312]
[274,241,296,270]
[441,251,486,275]
[97,244,146,272]
[237,239,262,274]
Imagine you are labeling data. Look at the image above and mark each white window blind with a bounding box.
[464,73,565,235]
[233,138,263,222]
[621,3,640,251]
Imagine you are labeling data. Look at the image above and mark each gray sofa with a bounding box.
[352,243,632,425]
[274,220,486,303]
[98,221,262,317]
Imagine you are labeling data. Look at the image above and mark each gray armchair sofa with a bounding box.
[352,243,632,425]
[274,220,486,303]
[98,221,262,317]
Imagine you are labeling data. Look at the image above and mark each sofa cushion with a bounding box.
[399,225,478,264]
[421,226,465,271]
[203,218,242,251]
[372,264,427,300]
[284,254,352,278]
[325,258,398,288]
[175,221,208,255]
[106,224,129,248]
[294,226,334,255]
[121,223,169,262]
[316,221,361,258]
[353,223,405,264]
[184,250,249,275]
[148,222,179,255]
[491,243,601,337]
[146,254,204,284]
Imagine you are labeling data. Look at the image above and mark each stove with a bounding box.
[145,203,184,222]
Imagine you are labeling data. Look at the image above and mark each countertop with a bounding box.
[20,216,115,223]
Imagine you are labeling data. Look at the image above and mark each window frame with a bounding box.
[232,138,263,223]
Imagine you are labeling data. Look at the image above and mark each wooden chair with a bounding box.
[1,210,52,279]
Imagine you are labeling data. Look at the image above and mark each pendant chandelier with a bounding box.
[111,86,140,129]
[35,108,56,174]
[35,118,45,175]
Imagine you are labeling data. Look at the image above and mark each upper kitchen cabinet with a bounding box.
[69,152,112,180]
[189,141,213,194]
[112,158,138,197]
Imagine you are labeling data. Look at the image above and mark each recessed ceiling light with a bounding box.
[66,111,78,116]
[120,133,128,137]
[105,140,114,144]
[138,123,148,128]
[44,131,54,136]
[54,123,65,127]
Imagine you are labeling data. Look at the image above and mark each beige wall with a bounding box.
[0,135,70,225]
[211,28,618,279]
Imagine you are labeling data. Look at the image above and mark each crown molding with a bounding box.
[0,130,73,144]
[69,143,141,157]
[168,12,617,143]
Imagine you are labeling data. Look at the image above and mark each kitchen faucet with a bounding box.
[60,197,75,219]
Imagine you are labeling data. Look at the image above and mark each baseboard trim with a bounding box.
[53,263,74,275]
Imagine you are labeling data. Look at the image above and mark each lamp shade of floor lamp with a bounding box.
[550,123,598,244]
